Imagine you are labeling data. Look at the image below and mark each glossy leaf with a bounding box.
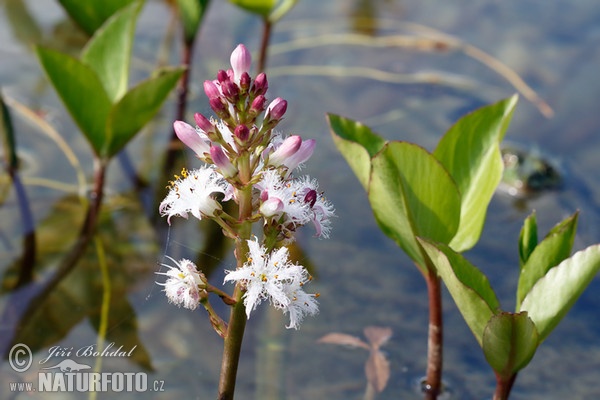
[369,142,461,268]
[81,1,142,102]
[228,0,275,16]
[269,0,297,22]
[482,312,538,377]
[516,212,578,309]
[176,0,210,44]
[520,244,600,341]
[434,95,518,252]
[57,0,137,36]
[105,67,185,158]
[35,46,112,155]
[519,211,538,267]
[328,114,386,191]
[419,238,500,345]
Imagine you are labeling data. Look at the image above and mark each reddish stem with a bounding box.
[423,268,443,400]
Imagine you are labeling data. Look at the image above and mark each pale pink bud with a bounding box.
[284,139,316,171]
[265,97,287,121]
[269,135,302,167]
[204,80,220,99]
[173,121,210,157]
[260,197,284,217]
[210,145,237,178]
[230,44,252,84]
[194,113,213,133]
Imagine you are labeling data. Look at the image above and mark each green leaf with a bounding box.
[269,0,297,22]
[369,142,461,268]
[35,46,112,156]
[419,238,500,345]
[176,0,210,44]
[81,1,143,102]
[434,95,518,252]
[328,114,386,191]
[104,67,185,158]
[482,312,538,377]
[516,212,578,310]
[519,211,538,268]
[1,90,18,169]
[520,244,600,341]
[57,0,137,36]
[229,0,275,16]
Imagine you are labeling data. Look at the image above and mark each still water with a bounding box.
[1,0,600,399]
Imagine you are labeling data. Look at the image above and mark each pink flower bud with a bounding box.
[204,80,220,99]
[221,80,239,102]
[234,125,249,142]
[266,97,287,121]
[230,44,252,84]
[173,121,210,157]
[251,72,268,95]
[217,70,229,83]
[210,145,237,178]
[284,138,315,171]
[269,135,302,167]
[194,113,213,133]
[239,72,251,91]
[250,95,266,114]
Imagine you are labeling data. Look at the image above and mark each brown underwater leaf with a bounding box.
[365,349,390,393]
[317,333,370,350]
[363,326,392,350]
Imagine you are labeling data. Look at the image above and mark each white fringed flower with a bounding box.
[156,257,206,310]
[159,166,230,224]
[224,238,318,328]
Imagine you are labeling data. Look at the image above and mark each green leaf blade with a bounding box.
[176,0,210,44]
[520,244,600,341]
[434,95,518,252]
[105,67,185,158]
[81,1,143,102]
[516,212,578,309]
[369,142,461,267]
[519,211,538,268]
[419,239,500,345]
[328,114,386,191]
[228,0,275,16]
[482,312,538,377]
[36,46,111,156]
[58,0,137,35]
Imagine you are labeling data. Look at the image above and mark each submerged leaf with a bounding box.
[317,333,369,350]
[363,326,392,350]
[365,349,390,393]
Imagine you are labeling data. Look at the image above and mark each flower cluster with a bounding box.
[157,44,333,329]
[224,238,318,329]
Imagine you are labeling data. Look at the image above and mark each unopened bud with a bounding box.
[194,113,214,133]
[217,70,229,83]
[251,72,268,96]
[230,44,252,84]
[269,135,301,167]
[265,97,287,121]
[210,145,237,178]
[204,80,220,99]
[173,120,210,158]
[234,125,250,142]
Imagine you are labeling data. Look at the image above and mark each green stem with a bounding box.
[217,182,253,400]
[493,372,517,400]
